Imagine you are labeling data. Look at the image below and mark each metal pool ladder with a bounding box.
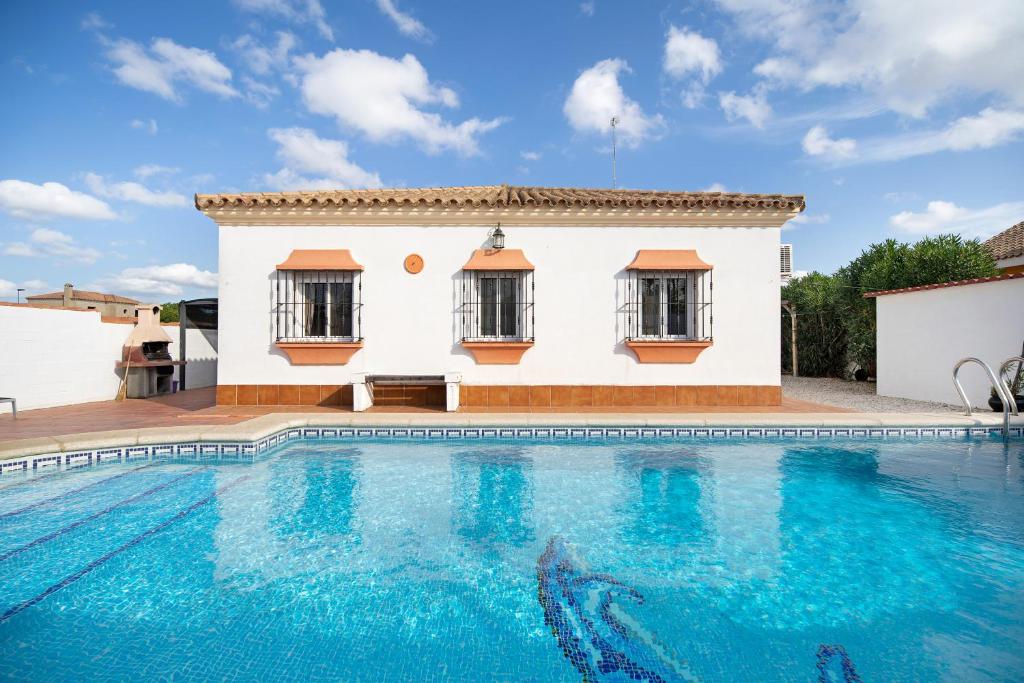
[953,357,1019,440]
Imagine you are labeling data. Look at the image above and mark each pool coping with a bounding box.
[1,411,1021,464]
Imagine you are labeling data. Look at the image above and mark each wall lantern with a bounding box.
[490,224,505,250]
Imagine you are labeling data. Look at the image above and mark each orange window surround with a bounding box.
[624,249,712,271]
[276,249,364,271]
[461,248,534,271]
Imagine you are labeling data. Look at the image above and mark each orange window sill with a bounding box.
[275,341,363,365]
[462,341,534,364]
[626,340,712,364]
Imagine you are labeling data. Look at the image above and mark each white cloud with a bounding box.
[809,108,1024,165]
[703,182,728,192]
[719,85,772,128]
[93,263,218,298]
[2,227,102,264]
[233,0,333,41]
[231,32,296,75]
[0,180,116,220]
[716,0,1024,118]
[663,26,720,83]
[889,200,1024,239]
[83,173,190,208]
[104,37,238,102]
[884,191,918,203]
[81,12,111,32]
[942,108,1024,151]
[520,150,542,161]
[242,76,281,108]
[0,278,49,298]
[580,2,595,17]
[375,0,433,42]
[564,58,665,147]
[263,127,382,190]
[663,26,722,109]
[787,212,831,228]
[295,48,506,156]
[134,164,179,179]
[802,125,857,159]
[130,118,158,134]
[753,57,802,82]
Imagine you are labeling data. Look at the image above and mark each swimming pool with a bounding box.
[1,435,1022,681]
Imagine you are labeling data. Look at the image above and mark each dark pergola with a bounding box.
[177,298,218,390]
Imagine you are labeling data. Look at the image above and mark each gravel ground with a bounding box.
[782,375,965,413]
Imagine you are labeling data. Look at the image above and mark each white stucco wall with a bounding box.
[174,328,219,390]
[218,224,781,386]
[0,306,131,411]
[0,306,219,412]
[875,278,1024,407]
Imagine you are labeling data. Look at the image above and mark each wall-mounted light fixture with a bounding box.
[490,223,505,250]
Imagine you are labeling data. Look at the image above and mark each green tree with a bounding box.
[160,302,180,323]
[783,234,998,377]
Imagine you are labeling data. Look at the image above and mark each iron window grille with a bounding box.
[460,269,535,341]
[274,269,363,342]
[625,269,712,341]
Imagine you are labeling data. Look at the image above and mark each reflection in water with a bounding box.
[700,444,784,581]
[270,449,361,542]
[773,445,957,628]
[452,447,534,550]
[615,449,705,549]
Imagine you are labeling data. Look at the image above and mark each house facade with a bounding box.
[26,283,140,317]
[196,185,803,410]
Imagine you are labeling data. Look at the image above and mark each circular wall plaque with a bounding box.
[404,253,424,274]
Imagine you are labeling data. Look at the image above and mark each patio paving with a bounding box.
[0,387,850,443]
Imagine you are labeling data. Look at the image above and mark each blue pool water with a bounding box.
[1,436,1023,681]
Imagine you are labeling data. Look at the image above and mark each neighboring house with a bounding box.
[195,185,804,409]
[868,273,1024,408]
[984,220,1024,274]
[26,283,140,317]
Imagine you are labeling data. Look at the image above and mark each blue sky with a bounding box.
[1,0,1022,301]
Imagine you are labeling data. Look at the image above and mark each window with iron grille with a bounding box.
[274,270,362,341]
[625,269,712,341]
[460,270,534,341]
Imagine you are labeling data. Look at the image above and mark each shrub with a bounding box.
[782,234,998,377]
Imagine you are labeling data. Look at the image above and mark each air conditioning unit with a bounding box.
[780,244,793,282]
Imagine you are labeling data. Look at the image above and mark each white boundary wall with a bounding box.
[875,277,1024,407]
[0,306,218,412]
[175,328,218,390]
[218,224,781,386]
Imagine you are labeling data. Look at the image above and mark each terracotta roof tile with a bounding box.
[984,220,1024,261]
[195,184,805,213]
[863,272,1023,298]
[26,288,140,305]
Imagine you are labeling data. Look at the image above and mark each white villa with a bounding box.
[195,185,804,410]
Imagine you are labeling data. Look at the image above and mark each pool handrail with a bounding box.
[999,356,1023,417]
[953,357,1014,440]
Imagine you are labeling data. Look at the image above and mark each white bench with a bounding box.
[0,397,16,419]
[352,374,461,412]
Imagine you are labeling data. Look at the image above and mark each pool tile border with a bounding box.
[1,424,1020,479]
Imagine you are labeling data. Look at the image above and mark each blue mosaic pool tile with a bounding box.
[125,446,149,461]
[2,423,1020,478]
[0,459,28,474]
[33,455,60,471]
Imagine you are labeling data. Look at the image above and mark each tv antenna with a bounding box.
[610,116,619,189]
